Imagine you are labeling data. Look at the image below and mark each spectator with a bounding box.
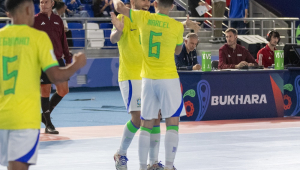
[53,1,74,47]
[256,30,280,68]
[93,0,113,17]
[149,0,155,13]
[229,0,248,35]
[188,0,201,18]
[218,28,257,69]
[204,0,226,43]
[65,0,90,17]
[175,33,201,70]
[0,0,6,17]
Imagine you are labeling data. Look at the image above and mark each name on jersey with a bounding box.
[0,37,30,46]
[147,19,169,28]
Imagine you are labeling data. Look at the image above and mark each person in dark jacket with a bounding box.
[0,0,6,17]
[175,33,201,70]
[218,28,257,69]
[34,0,72,134]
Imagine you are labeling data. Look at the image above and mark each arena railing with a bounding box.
[0,17,298,50]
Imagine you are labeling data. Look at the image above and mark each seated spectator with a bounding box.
[65,0,90,17]
[218,28,257,69]
[0,0,6,17]
[256,30,280,68]
[175,33,201,70]
[93,0,113,17]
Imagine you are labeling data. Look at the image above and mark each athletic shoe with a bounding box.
[114,152,128,170]
[147,161,164,170]
[45,123,59,134]
[164,166,177,170]
[209,38,221,43]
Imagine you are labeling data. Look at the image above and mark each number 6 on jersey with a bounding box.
[149,31,162,59]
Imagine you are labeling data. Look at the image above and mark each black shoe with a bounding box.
[45,123,59,134]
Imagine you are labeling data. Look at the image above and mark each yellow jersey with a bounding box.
[115,14,143,81]
[0,25,58,130]
[129,10,184,79]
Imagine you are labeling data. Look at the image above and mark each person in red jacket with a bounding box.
[256,30,280,68]
[34,0,72,134]
[218,28,257,69]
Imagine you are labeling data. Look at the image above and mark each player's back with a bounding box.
[130,10,184,79]
[0,25,58,130]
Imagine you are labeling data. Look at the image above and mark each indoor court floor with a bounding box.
[1,89,300,170]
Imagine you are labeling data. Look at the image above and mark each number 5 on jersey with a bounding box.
[149,31,162,59]
[2,56,18,95]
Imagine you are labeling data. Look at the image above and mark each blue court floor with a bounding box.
[1,89,300,170]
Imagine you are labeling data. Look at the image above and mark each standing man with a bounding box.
[34,0,72,134]
[218,28,257,69]
[110,0,199,169]
[175,33,201,70]
[256,30,280,68]
[0,1,86,170]
[229,0,249,35]
[113,0,187,169]
[204,0,226,43]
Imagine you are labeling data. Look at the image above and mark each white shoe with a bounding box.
[164,166,177,170]
[114,152,128,170]
[147,161,164,170]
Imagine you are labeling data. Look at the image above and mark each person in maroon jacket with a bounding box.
[34,0,72,134]
[256,30,280,68]
[218,28,257,69]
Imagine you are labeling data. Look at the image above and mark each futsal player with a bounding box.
[0,0,86,169]
[112,0,186,169]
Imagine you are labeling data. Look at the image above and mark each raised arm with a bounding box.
[112,0,130,18]
[110,12,124,44]
[182,15,201,33]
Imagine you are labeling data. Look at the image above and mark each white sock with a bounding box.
[165,129,178,169]
[118,120,139,155]
[139,128,151,169]
[149,126,160,166]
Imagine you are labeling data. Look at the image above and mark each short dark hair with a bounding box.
[157,0,174,8]
[225,28,238,35]
[5,0,32,15]
[54,1,65,10]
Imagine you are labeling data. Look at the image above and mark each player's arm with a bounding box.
[175,45,183,55]
[113,0,130,18]
[46,52,86,84]
[182,15,201,33]
[110,12,124,44]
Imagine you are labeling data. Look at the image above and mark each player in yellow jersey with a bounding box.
[110,0,199,169]
[0,0,86,170]
[112,0,191,169]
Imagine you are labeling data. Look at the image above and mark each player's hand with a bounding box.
[185,15,201,33]
[193,64,202,70]
[110,12,124,32]
[73,52,86,68]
